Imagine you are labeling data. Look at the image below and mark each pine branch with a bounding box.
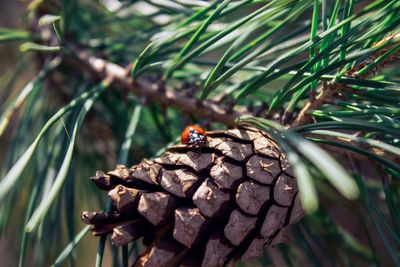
[292,33,400,127]
[70,47,248,127]
[68,45,399,165]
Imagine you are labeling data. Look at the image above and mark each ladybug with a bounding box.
[181,125,207,147]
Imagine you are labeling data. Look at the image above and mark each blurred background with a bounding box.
[0,1,31,265]
[0,1,103,266]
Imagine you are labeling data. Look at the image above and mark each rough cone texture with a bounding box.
[82,127,304,266]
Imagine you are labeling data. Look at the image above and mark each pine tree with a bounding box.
[0,1,399,266]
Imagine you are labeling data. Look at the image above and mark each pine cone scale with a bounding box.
[82,127,304,266]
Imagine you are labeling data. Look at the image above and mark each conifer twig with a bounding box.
[292,33,400,127]
[69,48,248,127]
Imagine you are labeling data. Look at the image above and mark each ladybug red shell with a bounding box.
[181,125,207,146]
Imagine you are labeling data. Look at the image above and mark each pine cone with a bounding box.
[82,127,304,266]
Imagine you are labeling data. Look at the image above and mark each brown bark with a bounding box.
[70,49,248,127]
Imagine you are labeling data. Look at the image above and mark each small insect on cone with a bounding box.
[181,125,207,147]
